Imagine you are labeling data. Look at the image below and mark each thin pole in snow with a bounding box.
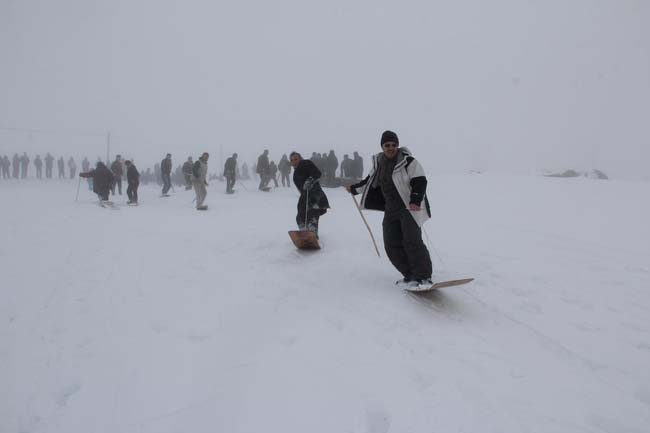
[351,194,381,257]
[304,185,309,230]
[75,176,81,202]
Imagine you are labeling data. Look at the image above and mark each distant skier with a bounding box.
[289,152,330,236]
[82,157,92,190]
[278,154,291,187]
[161,153,172,196]
[154,163,162,186]
[347,130,432,289]
[310,152,321,172]
[57,157,65,178]
[125,160,140,205]
[20,153,29,178]
[12,154,20,178]
[340,154,351,178]
[34,155,43,179]
[192,152,209,210]
[326,150,338,181]
[45,153,54,178]
[79,162,114,201]
[110,155,124,194]
[68,157,77,179]
[353,151,363,180]
[256,150,270,190]
[269,161,279,187]
[223,153,238,194]
[182,157,193,190]
[173,165,183,187]
[1,155,9,179]
[142,168,153,185]
[241,162,250,180]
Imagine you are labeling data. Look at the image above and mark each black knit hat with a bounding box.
[381,130,399,147]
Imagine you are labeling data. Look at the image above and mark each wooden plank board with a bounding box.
[288,230,320,250]
[405,278,474,293]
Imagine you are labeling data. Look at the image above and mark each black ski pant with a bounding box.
[258,174,269,190]
[226,175,236,193]
[296,195,326,235]
[184,174,192,190]
[296,209,325,234]
[382,209,432,281]
[97,189,110,201]
[161,173,171,194]
[112,177,122,195]
[281,172,290,187]
[127,181,139,202]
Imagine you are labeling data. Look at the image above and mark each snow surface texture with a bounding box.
[2,174,650,433]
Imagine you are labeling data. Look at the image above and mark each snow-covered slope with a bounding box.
[2,173,650,433]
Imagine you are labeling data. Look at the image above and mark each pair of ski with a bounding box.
[288,230,473,293]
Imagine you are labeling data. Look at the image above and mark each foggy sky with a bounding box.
[1,0,649,178]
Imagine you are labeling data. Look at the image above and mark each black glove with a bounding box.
[303,177,315,191]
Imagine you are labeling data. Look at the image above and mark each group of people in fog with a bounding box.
[1,148,364,190]
[79,156,141,205]
[3,130,433,288]
[254,149,364,191]
[0,153,80,179]
[308,150,364,184]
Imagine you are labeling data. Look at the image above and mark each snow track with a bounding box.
[2,174,650,433]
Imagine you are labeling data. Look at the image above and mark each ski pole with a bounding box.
[304,184,309,230]
[351,194,381,257]
[75,176,81,202]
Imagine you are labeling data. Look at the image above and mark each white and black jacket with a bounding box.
[350,147,431,227]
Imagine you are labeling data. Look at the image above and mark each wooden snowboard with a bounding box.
[405,278,474,293]
[288,230,320,250]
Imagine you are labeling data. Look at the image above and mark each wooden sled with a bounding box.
[288,230,320,250]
